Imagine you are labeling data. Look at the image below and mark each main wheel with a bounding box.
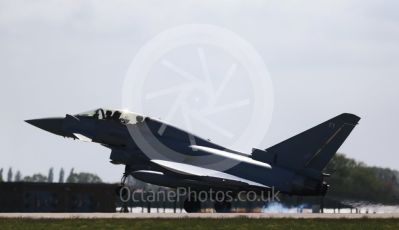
[214,200,232,213]
[183,198,202,213]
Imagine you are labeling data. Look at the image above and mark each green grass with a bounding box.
[1,218,399,230]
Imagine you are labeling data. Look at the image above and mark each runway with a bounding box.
[1,213,399,219]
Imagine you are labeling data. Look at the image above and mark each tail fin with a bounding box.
[252,113,360,171]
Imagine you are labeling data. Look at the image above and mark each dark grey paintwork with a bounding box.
[26,108,360,196]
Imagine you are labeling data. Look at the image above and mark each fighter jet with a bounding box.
[26,108,360,212]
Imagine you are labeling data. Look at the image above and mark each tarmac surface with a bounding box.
[1,213,399,219]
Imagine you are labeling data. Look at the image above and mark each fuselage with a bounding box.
[26,108,331,196]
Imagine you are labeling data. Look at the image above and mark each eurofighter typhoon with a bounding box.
[26,108,360,212]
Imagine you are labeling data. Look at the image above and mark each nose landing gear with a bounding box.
[116,172,130,213]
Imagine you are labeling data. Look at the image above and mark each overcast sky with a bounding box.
[1,0,398,182]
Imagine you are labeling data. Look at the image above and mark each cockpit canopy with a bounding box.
[76,108,145,124]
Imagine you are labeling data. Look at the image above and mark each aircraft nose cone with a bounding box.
[25,117,66,136]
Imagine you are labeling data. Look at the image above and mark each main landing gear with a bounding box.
[183,196,202,213]
[214,200,232,213]
[183,192,233,213]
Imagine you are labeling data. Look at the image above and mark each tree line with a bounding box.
[325,153,399,204]
[0,167,102,183]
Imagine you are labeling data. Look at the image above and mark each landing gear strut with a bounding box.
[117,172,129,213]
